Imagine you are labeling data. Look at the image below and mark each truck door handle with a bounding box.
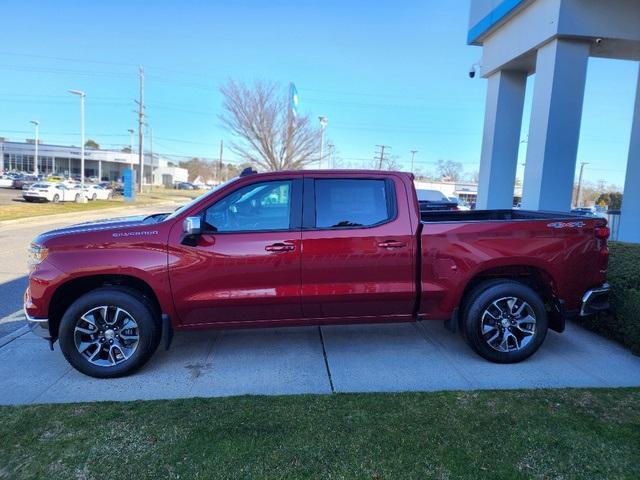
[265,242,295,252]
[378,240,406,248]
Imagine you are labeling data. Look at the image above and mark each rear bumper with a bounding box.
[580,283,610,316]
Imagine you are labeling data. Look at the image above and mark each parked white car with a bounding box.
[83,184,113,200]
[23,182,84,203]
[0,174,18,188]
[447,195,471,211]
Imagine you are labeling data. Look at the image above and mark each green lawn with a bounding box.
[1,389,638,479]
[0,199,136,222]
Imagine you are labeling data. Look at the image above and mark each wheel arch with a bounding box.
[457,264,560,328]
[48,274,162,339]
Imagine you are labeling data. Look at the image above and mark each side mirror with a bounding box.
[183,216,202,235]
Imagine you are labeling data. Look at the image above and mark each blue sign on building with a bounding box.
[123,168,135,201]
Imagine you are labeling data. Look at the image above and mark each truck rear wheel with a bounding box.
[461,280,548,363]
[58,288,161,378]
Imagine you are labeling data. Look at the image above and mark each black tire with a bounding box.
[52,194,60,203]
[58,288,161,378]
[461,279,548,363]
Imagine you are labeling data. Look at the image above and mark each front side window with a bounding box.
[203,180,292,232]
[314,179,393,228]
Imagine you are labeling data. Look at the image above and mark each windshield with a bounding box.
[416,189,449,202]
[164,177,240,221]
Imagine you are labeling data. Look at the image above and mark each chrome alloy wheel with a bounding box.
[74,306,140,367]
[480,296,536,353]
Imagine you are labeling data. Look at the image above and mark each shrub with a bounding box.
[576,241,640,355]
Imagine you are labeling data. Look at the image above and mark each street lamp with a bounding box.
[318,116,328,168]
[30,120,39,176]
[127,128,135,169]
[68,89,86,188]
[410,150,418,174]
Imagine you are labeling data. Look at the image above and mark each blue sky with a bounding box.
[0,0,637,186]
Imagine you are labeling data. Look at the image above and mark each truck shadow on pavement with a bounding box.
[0,276,28,338]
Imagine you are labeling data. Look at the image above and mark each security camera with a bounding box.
[468,63,480,78]
[595,38,603,45]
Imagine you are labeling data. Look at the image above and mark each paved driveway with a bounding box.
[1,318,639,405]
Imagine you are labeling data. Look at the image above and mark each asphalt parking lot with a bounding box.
[1,318,639,405]
[0,186,22,205]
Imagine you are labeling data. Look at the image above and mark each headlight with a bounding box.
[27,243,49,269]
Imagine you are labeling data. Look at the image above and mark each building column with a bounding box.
[618,64,640,243]
[98,160,102,181]
[476,70,527,209]
[522,39,590,211]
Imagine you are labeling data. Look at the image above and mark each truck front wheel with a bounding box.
[461,280,548,363]
[58,288,161,378]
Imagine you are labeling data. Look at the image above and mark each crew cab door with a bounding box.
[301,174,416,320]
[168,177,303,325]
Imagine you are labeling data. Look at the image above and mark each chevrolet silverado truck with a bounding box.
[24,170,610,378]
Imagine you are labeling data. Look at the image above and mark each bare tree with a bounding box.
[436,159,463,181]
[219,79,321,171]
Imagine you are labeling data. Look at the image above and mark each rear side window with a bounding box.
[314,179,394,228]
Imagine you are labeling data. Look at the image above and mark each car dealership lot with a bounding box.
[1,318,639,405]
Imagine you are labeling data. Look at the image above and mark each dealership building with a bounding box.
[0,139,188,186]
[469,0,640,242]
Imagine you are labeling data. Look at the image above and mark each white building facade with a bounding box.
[469,0,640,242]
[0,139,187,186]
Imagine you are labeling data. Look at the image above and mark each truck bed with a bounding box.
[418,209,608,321]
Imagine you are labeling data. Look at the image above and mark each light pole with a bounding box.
[30,120,39,176]
[574,162,589,208]
[68,89,86,189]
[128,128,135,169]
[410,150,418,174]
[318,116,328,168]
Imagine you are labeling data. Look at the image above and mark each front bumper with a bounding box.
[23,304,51,339]
[580,283,610,316]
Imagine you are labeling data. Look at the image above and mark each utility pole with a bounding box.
[410,150,418,173]
[218,140,224,182]
[574,161,589,208]
[137,66,145,193]
[375,145,390,170]
[327,143,335,168]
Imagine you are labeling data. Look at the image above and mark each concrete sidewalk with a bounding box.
[1,320,639,405]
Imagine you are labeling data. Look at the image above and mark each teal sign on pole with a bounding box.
[124,168,135,201]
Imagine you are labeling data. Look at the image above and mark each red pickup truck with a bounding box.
[24,170,610,378]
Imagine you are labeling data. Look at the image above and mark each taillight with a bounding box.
[595,226,610,240]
